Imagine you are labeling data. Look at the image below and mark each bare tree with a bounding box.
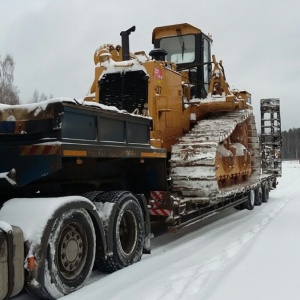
[0,54,19,104]
[29,89,53,103]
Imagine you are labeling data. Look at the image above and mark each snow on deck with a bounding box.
[0,220,12,232]
[0,97,151,121]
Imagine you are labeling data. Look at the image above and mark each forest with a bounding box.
[281,128,300,161]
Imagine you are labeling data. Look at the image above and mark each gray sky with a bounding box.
[1,0,299,131]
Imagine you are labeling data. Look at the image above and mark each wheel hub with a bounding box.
[65,239,79,262]
[119,210,138,256]
[58,224,86,278]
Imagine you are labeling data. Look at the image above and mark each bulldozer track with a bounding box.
[170,108,261,202]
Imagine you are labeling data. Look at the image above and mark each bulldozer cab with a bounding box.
[152,23,212,99]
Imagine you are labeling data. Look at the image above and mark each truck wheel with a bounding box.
[44,208,96,298]
[97,191,145,273]
[255,187,263,206]
[243,190,255,210]
[262,182,270,203]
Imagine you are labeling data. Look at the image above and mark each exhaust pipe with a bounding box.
[120,25,136,61]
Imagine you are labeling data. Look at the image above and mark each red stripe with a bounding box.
[28,146,38,155]
[43,145,52,155]
[149,208,171,216]
[150,191,164,201]
[20,145,61,156]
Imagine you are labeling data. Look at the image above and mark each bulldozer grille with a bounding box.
[99,70,148,114]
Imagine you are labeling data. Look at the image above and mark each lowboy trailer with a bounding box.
[0,23,281,299]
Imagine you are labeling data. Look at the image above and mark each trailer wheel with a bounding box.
[97,191,145,273]
[262,182,270,203]
[44,208,96,298]
[255,187,263,206]
[243,190,255,210]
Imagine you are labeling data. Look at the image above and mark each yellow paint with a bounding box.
[63,150,87,157]
[141,152,167,158]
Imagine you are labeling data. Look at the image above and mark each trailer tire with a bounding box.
[255,187,263,206]
[97,191,145,273]
[262,182,270,203]
[243,190,255,210]
[44,208,96,298]
[234,204,243,210]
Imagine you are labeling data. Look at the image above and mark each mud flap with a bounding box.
[0,224,24,300]
[136,194,151,254]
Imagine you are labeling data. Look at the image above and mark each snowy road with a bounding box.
[15,161,300,300]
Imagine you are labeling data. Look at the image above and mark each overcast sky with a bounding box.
[1,0,299,131]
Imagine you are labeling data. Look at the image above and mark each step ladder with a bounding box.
[260,98,282,176]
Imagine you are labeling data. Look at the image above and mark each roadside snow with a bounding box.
[204,162,300,300]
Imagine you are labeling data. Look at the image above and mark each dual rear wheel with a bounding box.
[93,191,145,273]
[35,192,145,299]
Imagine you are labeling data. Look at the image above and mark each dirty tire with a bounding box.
[97,191,145,273]
[255,187,263,206]
[262,182,270,203]
[44,208,96,298]
[243,190,255,210]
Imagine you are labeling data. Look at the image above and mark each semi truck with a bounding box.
[0,23,281,299]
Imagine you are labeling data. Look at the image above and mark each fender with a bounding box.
[26,198,107,292]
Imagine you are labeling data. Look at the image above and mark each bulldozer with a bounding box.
[85,23,263,202]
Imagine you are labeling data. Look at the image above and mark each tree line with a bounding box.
[281,128,300,160]
[0,54,52,104]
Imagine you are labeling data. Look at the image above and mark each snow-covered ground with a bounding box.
[15,161,300,300]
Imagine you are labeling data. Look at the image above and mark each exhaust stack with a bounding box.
[120,25,136,61]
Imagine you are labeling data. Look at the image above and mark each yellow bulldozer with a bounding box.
[85,23,262,200]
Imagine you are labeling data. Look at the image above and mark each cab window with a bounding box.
[160,35,195,64]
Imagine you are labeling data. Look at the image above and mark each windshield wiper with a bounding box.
[176,29,186,60]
